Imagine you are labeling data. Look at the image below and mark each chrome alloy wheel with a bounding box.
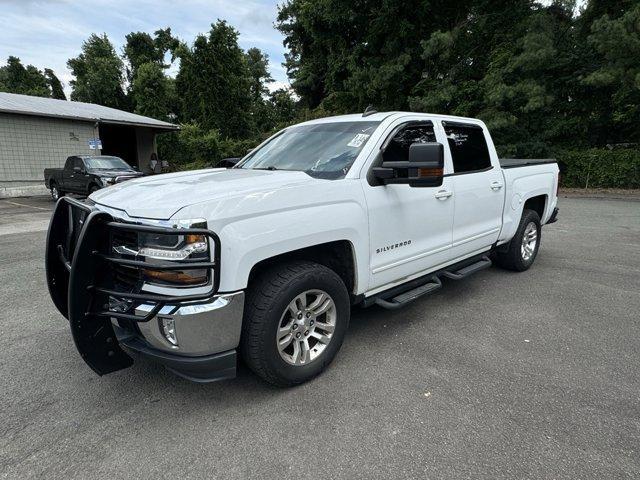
[276,289,337,366]
[521,222,538,261]
[51,186,60,200]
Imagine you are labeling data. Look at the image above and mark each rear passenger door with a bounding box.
[442,122,504,258]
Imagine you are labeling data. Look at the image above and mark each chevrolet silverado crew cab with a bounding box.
[46,112,559,387]
[44,155,143,200]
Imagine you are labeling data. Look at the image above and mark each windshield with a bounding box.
[237,121,380,179]
[85,156,131,170]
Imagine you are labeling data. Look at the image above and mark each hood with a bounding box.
[90,168,317,219]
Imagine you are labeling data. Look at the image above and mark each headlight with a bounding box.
[101,177,116,186]
[112,218,212,287]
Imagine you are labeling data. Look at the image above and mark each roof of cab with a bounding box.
[296,111,484,126]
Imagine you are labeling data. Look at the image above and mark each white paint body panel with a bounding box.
[90,112,559,297]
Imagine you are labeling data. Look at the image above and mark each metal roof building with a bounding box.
[0,92,178,197]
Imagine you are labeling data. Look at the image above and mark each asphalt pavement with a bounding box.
[0,195,639,479]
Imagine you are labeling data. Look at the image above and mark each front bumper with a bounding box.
[45,196,243,382]
[114,324,237,382]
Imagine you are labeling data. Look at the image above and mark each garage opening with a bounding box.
[99,124,139,169]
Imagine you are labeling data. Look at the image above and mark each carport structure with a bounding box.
[0,92,178,197]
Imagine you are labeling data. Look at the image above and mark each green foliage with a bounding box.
[558,149,640,188]
[175,20,254,138]
[157,123,261,170]
[130,62,174,119]
[0,56,64,98]
[44,69,66,100]
[67,34,128,109]
[278,0,640,157]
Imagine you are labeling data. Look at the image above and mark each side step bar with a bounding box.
[375,276,442,310]
[440,255,492,280]
[372,255,492,310]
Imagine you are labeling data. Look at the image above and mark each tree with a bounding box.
[268,88,298,127]
[175,20,253,138]
[578,3,640,145]
[131,62,174,119]
[245,47,275,129]
[123,28,178,82]
[0,56,50,97]
[124,28,178,119]
[44,68,66,100]
[67,34,128,109]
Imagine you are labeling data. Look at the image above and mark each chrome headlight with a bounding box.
[113,218,212,287]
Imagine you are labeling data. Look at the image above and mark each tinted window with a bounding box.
[444,124,491,173]
[64,157,75,170]
[73,158,84,170]
[383,124,436,163]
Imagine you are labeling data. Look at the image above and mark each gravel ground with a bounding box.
[0,196,639,479]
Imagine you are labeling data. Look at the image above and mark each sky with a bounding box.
[0,0,289,98]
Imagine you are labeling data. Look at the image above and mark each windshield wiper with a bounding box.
[252,166,279,171]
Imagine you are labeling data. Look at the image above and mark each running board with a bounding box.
[440,256,492,280]
[374,276,442,310]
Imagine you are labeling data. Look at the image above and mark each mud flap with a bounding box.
[67,209,133,375]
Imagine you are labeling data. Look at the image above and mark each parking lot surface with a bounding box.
[1,195,639,479]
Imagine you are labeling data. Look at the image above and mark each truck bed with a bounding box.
[499,158,556,169]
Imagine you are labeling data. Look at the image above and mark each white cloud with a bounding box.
[0,0,289,98]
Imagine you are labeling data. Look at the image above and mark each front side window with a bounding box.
[383,124,436,163]
[238,121,380,179]
[444,124,491,173]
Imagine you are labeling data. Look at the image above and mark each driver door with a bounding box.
[363,120,455,292]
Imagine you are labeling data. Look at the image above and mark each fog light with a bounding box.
[160,317,178,346]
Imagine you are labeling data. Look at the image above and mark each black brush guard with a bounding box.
[45,197,221,376]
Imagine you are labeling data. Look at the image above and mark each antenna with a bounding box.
[362,105,377,117]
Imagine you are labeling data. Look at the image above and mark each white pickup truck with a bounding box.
[46,111,559,386]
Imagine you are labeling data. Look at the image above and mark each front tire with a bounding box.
[50,183,63,201]
[494,209,541,271]
[240,261,350,387]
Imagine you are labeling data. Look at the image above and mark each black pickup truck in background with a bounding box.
[44,155,144,200]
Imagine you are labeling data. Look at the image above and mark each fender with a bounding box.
[217,201,369,293]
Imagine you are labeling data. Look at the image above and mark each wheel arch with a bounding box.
[246,240,359,301]
[523,194,547,220]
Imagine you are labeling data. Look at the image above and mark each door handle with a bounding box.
[435,189,453,200]
[490,181,503,190]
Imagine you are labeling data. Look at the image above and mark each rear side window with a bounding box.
[64,157,75,170]
[383,124,436,163]
[443,124,491,173]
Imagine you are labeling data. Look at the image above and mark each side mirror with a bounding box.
[373,142,444,187]
[407,143,444,187]
[218,157,241,168]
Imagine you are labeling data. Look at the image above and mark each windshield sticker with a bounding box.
[347,133,370,148]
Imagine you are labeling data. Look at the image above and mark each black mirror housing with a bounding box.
[373,142,444,187]
[408,143,444,187]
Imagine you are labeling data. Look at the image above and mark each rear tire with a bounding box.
[494,209,541,272]
[240,261,350,387]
